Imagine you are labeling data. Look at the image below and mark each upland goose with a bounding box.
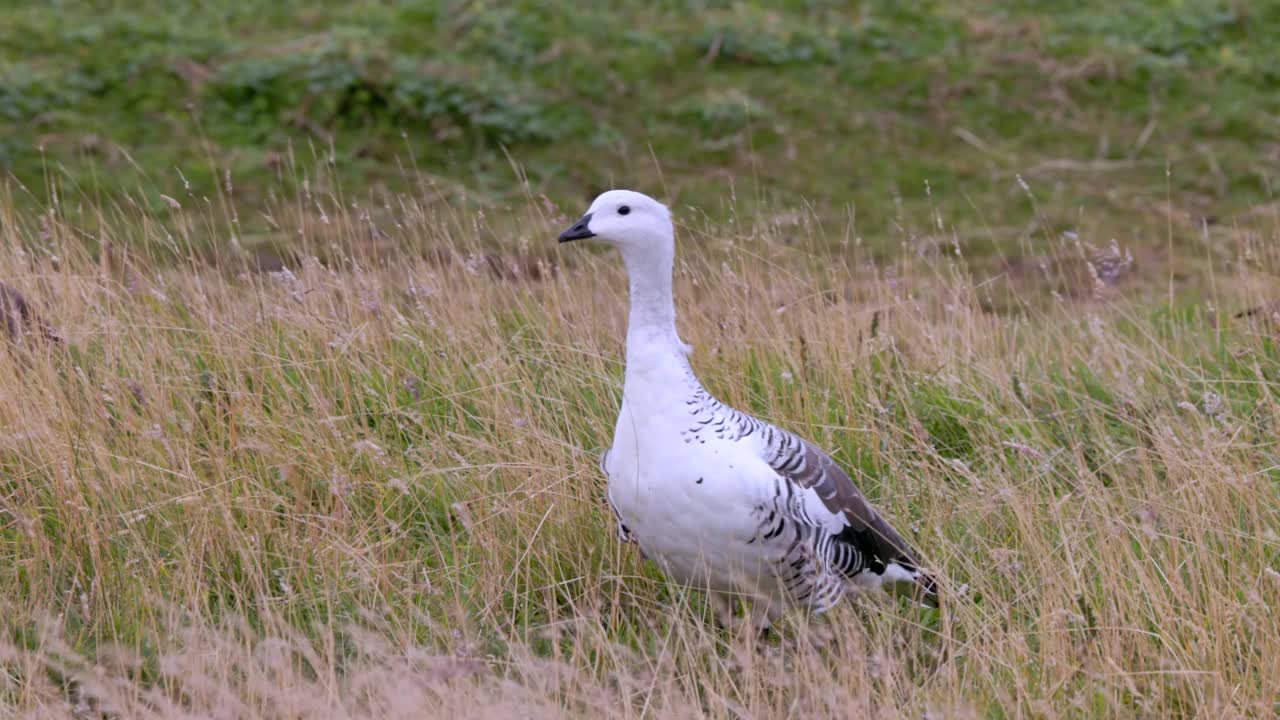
[559,190,936,632]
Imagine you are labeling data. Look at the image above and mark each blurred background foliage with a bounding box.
[1,0,1278,263]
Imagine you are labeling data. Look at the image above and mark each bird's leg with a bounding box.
[749,599,782,639]
[707,591,737,629]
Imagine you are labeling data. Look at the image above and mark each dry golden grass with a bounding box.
[0,183,1278,718]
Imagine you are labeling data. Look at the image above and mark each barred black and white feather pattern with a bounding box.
[683,381,936,607]
[601,448,639,546]
[750,477,845,612]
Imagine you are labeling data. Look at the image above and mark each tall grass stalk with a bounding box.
[0,176,1277,718]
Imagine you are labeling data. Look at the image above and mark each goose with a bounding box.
[558,190,936,633]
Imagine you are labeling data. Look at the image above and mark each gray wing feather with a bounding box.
[682,385,928,578]
[772,433,922,570]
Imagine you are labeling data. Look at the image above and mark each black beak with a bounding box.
[558,213,595,243]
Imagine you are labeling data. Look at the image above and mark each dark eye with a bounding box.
[618,205,631,216]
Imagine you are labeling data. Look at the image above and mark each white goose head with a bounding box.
[558,190,674,262]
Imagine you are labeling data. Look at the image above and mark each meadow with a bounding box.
[2,1,1280,718]
[0,171,1277,717]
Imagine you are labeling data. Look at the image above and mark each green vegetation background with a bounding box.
[1,0,1278,260]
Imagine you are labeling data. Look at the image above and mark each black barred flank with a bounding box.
[680,371,932,611]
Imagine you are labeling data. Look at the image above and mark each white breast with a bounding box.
[605,403,776,593]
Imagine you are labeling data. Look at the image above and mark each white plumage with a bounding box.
[559,190,936,631]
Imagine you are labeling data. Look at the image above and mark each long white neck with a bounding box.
[620,243,694,394]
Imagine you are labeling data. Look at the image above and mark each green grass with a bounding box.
[2,1,1279,262]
